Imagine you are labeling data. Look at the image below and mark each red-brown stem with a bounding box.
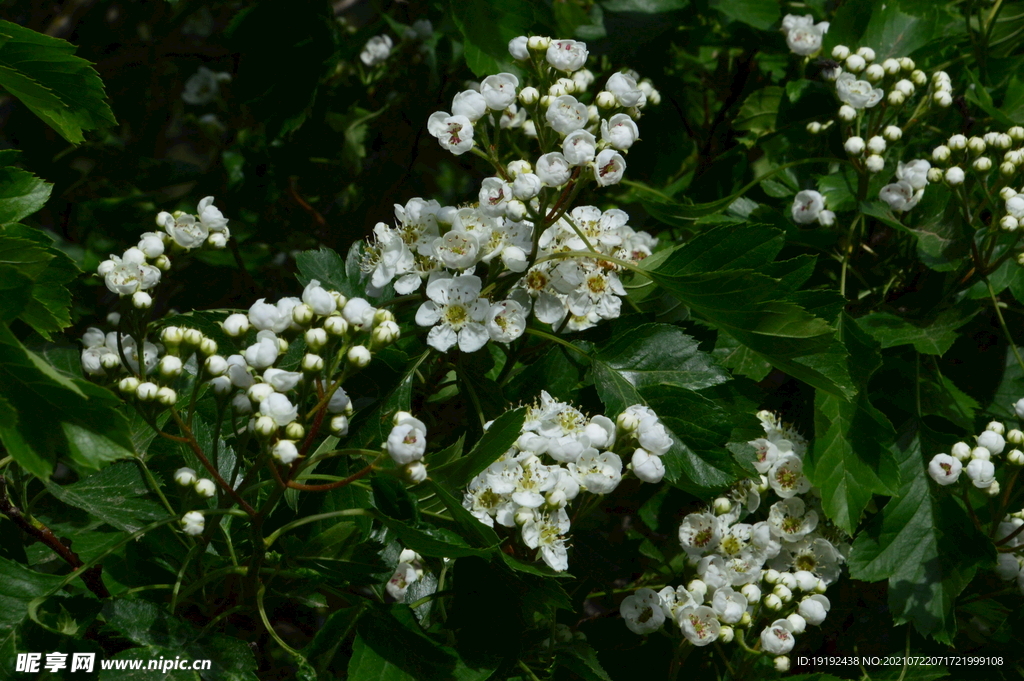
[284,460,379,492]
[0,476,110,598]
[170,409,257,517]
[545,168,581,222]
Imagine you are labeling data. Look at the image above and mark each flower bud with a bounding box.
[865,154,884,173]
[1018,253,1024,266]
[887,90,905,106]
[932,145,951,162]
[1008,449,1024,465]
[505,199,527,221]
[248,383,275,404]
[933,90,952,107]
[719,625,734,643]
[856,46,876,61]
[195,478,216,498]
[927,167,944,183]
[865,64,884,82]
[330,415,349,436]
[1008,429,1024,444]
[518,86,539,105]
[181,511,204,536]
[948,134,967,150]
[136,381,159,401]
[968,136,986,154]
[881,58,900,74]
[986,480,1001,497]
[763,568,781,584]
[616,411,640,432]
[996,133,1013,149]
[515,507,535,525]
[119,376,140,394]
[763,594,783,611]
[911,69,927,85]
[291,303,314,326]
[894,79,914,96]
[199,338,217,356]
[161,326,184,347]
[372,320,400,348]
[132,291,152,309]
[845,54,866,72]
[687,579,708,601]
[324,315,348,337]
[773,584,793,602]
[156,386,177,405]
[546,489,567,509]
[987,421,1006,435]
[971,446,991,461]
[232,393,252,414]
[209,376,231,394]
[272,439,299,464]
[100,353,120,370]
[159,355,183,378]
[713,497,732,514]
[779,572,798,590]
[202,355,227,379]
[899,57,915,71]
[741,584,761,604]
[974,157,993,172]
[787,613,807,634]
[174,467,198,486]
[774,656,791,672]
[806,121,822,134]
[883,125,902,141]
[301,353,324,373]
[154,255,172,271]
[254,415,277,437]
[405,461,428,483]
[183,328,203,346]
[223,313,249,338]
[866,136,886,154]
[527,35,551,50]
[1001,161,1016,176]
[844,136,865,155]
[347,345,371,367]
[838,104,857,121]
[283,421,303,440]
[945,166,965,184]
[831,45,850,60]
[596,91,617,108]
[305,328,328,351]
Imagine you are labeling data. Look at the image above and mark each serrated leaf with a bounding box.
[848,425,994,644]
[733,86,782,135]
[0,20,115,144]
[45,462,166,533]
[430,406,526,489]
[857,304,979,356]
[451,0,534,77]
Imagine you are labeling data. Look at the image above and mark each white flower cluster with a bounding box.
[927,419,1022,494]
[621,411,844,671]
[386,411,429,483]
[173,466,217,501]
[386,548,426,600]
[463,393,672,571]
[97,197,230,310]
[878,159,931,213]
[780,14,830,57]
[360,35,393,66]
[182,67,231,106]
[790,190,836,227]
[80,323,164,378]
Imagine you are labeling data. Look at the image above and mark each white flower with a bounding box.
[791,190,825,224]
[174,467,198,486]
[606,72,645,107]
[138,232,166,258]
[601,113,640,150]
[712,587,747,624]
[302,279,337,316]
[965,458,995,488]
[194,478,216,498]
[512,172,542,200]
[508,36,529,60]
[768,497,819,542]
[760,619,797,655]
[536,152,572,187]
[1014,397,1024,419]
[479,177,512,217]
[1007,196,1024,220]
[679,513,722,558]
[386,561,419,600]
[480,73,519,110]
[546,95,588,135]
[223,313,249,338]
[621,588,665,634]
[798,594,830,625]
[677,606,720,646]
[978,430,1005,455]
[569,448,622,494]
[835,73,883,109]
[546,39,588,73]
[928,454,962,485]
[768,454,811,498]
[592,149,626,187]
[387,414,428,465]
[562,129,597,166]
[248,298,286,333]
[451,90,488,122]
[896,159,931,190]
[637,416,672,455]
[415,274,490,352]
[879,181,923,212]
[360,35,393,66]
[433,231,481,270]
[99,248,161,295]
[945,166,965,185]
[181,511,205,536]
[782,15,829,56]
[521,508,571,571]
[260,393,297,427]
[182,67,229,105]
[273,440,299,464]
[263,368,302,392]
[631,449,665,483]
[486,300,526,343]
[427,112,474,155]
[244,336,279,370]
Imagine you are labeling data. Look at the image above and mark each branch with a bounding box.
[170,409,257,517]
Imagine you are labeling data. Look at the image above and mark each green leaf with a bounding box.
[601,0,687,13]
[372,475,419,524]
[733,86,783,135]
[592,323,729,418]
[859,0,939,60]
[375,514,493,559]
[0,168,51,225]
[709,0,780,30]
[558,642,613,681]
[0,556,65,670]
[426,479,501,549]
[451,0,536,77]
[848,425,994,644]
[712,330,772,381]
[0,226,78,337]
[805,315,900,533]
[856,304,979,355]
[0,20,115,144]
[45,462,166,533]
[430,406,526,489]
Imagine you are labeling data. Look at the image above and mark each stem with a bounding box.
[986,279,1024,375]
[264,508,372,549]
[170,409,256,516]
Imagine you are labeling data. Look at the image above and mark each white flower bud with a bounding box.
[181,511,204,536]
[979,430,1005,454]
[248,383,275,404]
[347,345,371,367]
[945,166,965,184]
[527,35,551,50]
[132,291,152,309]
[231,393,252,415]
[856,46,876,61]
[865,154,885,173]
[866,136,886,154]
[973,157,993,172]
[779,572,798,591]
[222,313,249,337]
[838,104,857,121]
[195,478,216,498]
[865,64,884,82]
[996,133,1013,149]
[932,145,951,162]
[254,415,277,437]
[806,121,822,134]
[183,328,203,346]
[774,656,791,672]
[324,315,348,337]
[971,446,991,461]
[301,353,324,372]
[405,461,428,483]
[883,125,902,141]
[616,411,640,432]
[844,136,865,155]
[372,320,400,348]
[136,381,159,401]
[911,69,927,85]
[285,422,305,441]
[159,355,183,378]
[987,421,1006,435]
[292,303,314,326]
[894,79,914,96]
[763,594,783,611]
[208,376,231,394]
[161,326,184,346]
[763,568,781,584]
[933,90,952,107]
[713,497,732,514]
[845,54,866,72]
[515,507,534,525]
[1001,161,1016,176]
[968,136,986,154]
[174,467,198,486]
[199,338,217,356]
[741,584,761,604]
[156,386,177,406]
[927,167,944,183]
[272,439,299,464]
[595,91,617,108]
[831,45,850,60]
[305,328,328,351]
[948,134,967,150]
[787,613,807,634]
[1008,429,1024,444]
[119,376,140,394]
[887,90,905,106]
[719,625,734,643]
[330,415,349,436]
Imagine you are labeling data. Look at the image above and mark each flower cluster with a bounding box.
[360,35,393,66]
[621,411,844,672]
[182,67,231,106]
[386,548,427,600]
[780,14,830,57]
[356,37,663,354]
[97,197,229,310]
[463,393,672,571]
[386,411,429,483]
